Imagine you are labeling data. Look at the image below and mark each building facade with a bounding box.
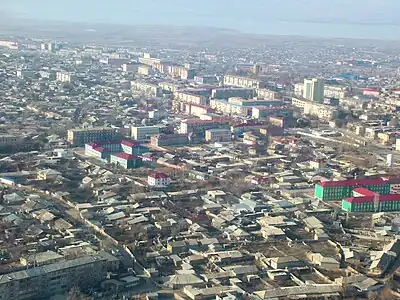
[67,127,119,147]
[85,140,148,161]
[314,179,393,201]
[342,194,400,212]
[131,81,162,97]
[292,98,338,120]
[0,255,107,300]
[223,75,266,89]
[303,78,324,103]
[150,134,190,147]
[110,152,142,169]
[180,119,230,135]
[56,72,76,83]
[211,88,255,99]
[131,126,160,140]
[205,128,232,142]
[148,173,171,187]
[252,106,293,119]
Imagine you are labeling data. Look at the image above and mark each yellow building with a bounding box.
[256,88,281,99]
[205,128,232,142]
[174,91,206,104]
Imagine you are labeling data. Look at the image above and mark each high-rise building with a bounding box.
[303,78,324,103]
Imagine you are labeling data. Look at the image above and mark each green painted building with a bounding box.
[314,179,391,201]
[342,194,400,212]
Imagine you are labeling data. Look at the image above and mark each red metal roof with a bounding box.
[120,140,139,147]
[92,147,109,153]
[353,187,377,197]
[149,173,169,179]
[317,178,388,188]
[112,152,138,160]
[344,194,400,203]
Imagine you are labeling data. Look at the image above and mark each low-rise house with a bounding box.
[37,169,62,180]
[3,192,25,205]
[268,256,308,270]
[167,240,188,254]
[182,285,244,300]
[303,216,324,232]
[307,252,340,271]
[259,226,286,240]
[167,274,204,289]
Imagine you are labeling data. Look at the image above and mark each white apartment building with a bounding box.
[56,71,76,83]
[223,74,265,89]
[148,173,171,187]
[292,98,338,120]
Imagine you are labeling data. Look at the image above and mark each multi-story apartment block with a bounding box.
[167,65,196,80]
[324,85,348,99]
[194,75,219,85]
[110,152,142,169]
[56,71,76,83]
[210,98,284,117]
[340,187,400,212]
[292,98,338,120]
[184,103,214,116]
[0,255,107,300]
[159,82,183,93]
[231,121,269,134]
[174,91,208,106]
[314,178,396,201]
[16,70,36,79]
[148,173,171,187]
[180,119,230,135]
[138,53,161,66]
[131,126,160,141]
[0,134,23,147]
[211,88,255,99]
[205,128,232,142]
[252,105,294,119]
[67,127,119,147]
[85,139,148,160]
[131,81,162,97]
[223,75,266,89]
[150,134,190,147]
[255,88,281,99]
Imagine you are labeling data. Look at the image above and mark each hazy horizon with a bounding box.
[2,0,400,40]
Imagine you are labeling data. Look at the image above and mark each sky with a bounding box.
[2,0,400,39]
